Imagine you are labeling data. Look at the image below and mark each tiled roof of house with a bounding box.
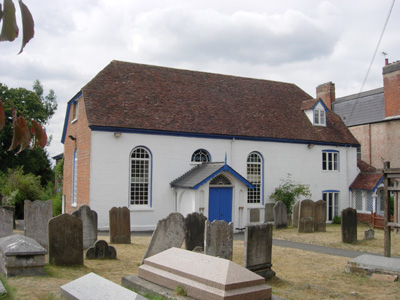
[80,60,359,146]
[332,88,385,127]
[350,159,383,191]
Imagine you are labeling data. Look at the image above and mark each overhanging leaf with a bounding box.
[31,120,47,149]
[0,101,5,130]
[8,108,31,153]
[18,0,34,54]
[0,0,19,42]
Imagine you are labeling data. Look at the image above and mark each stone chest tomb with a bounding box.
[0,234,47,277]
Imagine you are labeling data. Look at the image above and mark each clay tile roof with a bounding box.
[350,159,383,191]
[80,60,359,146]
[300,99,318,111]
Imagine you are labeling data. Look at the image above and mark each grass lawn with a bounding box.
[1,224,400,300]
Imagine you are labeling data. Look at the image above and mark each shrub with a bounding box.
[332,216,341,224]
[270,174,312,214]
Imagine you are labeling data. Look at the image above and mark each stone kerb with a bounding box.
[204,220,233,260]
[48,213,83,266]
[244,223,275,279]
[109,207,131,244]
[273,201,287,229]
[342,207,357,244]
[264,203,275,223]
[0,208,13,238]
[184,212,207,251]
[72,204,98,249]
[142,213,185,263]
[298,199,315,233]
[314,200,327,232]
[24,200,53,249]
[292,201,300,228]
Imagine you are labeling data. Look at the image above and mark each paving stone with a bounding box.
[346,254,400,276]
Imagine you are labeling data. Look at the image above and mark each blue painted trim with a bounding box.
[129,146,153,208]
[193,164,255,190]
[61,92,83,144]
[373,176,384,193]
[322,190,340,193]
[314,98,328,111]
[322,149,339,153]
[89,126,360,148]
[192,148,212,162]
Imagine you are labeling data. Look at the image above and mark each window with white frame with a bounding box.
[323,191,339,222]
[247,152,262,204]
[353,190,376,212]
[72,148,78,206]
[355,190,363,210]
[191,149,210,163]
[322,150,339,171]
[314,108,326,126]
[130,147,151,206]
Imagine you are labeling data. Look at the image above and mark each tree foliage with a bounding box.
[269,174,312,214]
[0,82,56,185]
[0,0,34,54]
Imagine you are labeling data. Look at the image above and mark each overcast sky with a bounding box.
[0,0,399,161]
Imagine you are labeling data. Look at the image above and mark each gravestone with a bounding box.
[273,201,287,229]
[0,234,47,277]
[24,200,53,249]
[2,206,15,229]
[264,203,274,223]
[250,209,260,223]
[342,207,357,244]
[86,240,116,259]
[126,247,272,300]
[61,272,146,300]
[48,213,83,266]
[204,219,233,260]
[314,200,327,232]
[0,208,13,238]
[142,213,185,263]
[109,207,131,244]
[72,204,98,249]
[184,212,207,251]
[298,199,315,233]
[244,223,275,279]
[292,201,300,228]
[364,229,375,240]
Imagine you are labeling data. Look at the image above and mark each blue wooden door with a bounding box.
[209,187,233,223]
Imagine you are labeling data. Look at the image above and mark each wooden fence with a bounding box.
[371,211,393,229]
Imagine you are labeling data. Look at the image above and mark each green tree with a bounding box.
[0,166,44,218]
[270,174,312,214]
[0,82,56,185]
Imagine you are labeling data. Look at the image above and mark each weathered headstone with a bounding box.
[204,219,233,260]
[126,247,272,300]
[61,272,147,300]
[342,207,357,244]
[264,203,274,223]
[273,201,287,229]
[0,208,13,238]
[109,207,131,244]
[314,200,327,232]
[244,223,275,279]
[0,234,47,277]
[86,240,116,259]
[48,213,83,266]
[249,209,260,223]
[24,200,53,249]
[364,229,375,240]
[298,199,315,233]
[184,212,207,251]
[142,213,185,263]
[2,206,15,229]
[72,204,98,249]
[292,201,300,228]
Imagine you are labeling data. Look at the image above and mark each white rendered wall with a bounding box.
[89,130,358,230]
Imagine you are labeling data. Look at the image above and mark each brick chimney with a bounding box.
[383,60,400,118]
[316,82,335,110]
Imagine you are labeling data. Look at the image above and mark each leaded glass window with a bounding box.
[247,152,262,204]
[130,147,151,206]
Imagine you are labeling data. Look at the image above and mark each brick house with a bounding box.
[61,60,359,231]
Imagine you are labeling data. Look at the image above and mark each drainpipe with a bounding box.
[369,124,372,165]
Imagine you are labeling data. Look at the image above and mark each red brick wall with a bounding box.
[383,61,400,118]
[63,97,91,213]
[316,82,335,110]
[357,212,372,225]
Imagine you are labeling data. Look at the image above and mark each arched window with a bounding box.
[130,147,152,206]
[191,149,211,163]
[247,152,262,204]
[72,148,78,206]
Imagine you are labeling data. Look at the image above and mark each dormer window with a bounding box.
[314,108,326,126]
